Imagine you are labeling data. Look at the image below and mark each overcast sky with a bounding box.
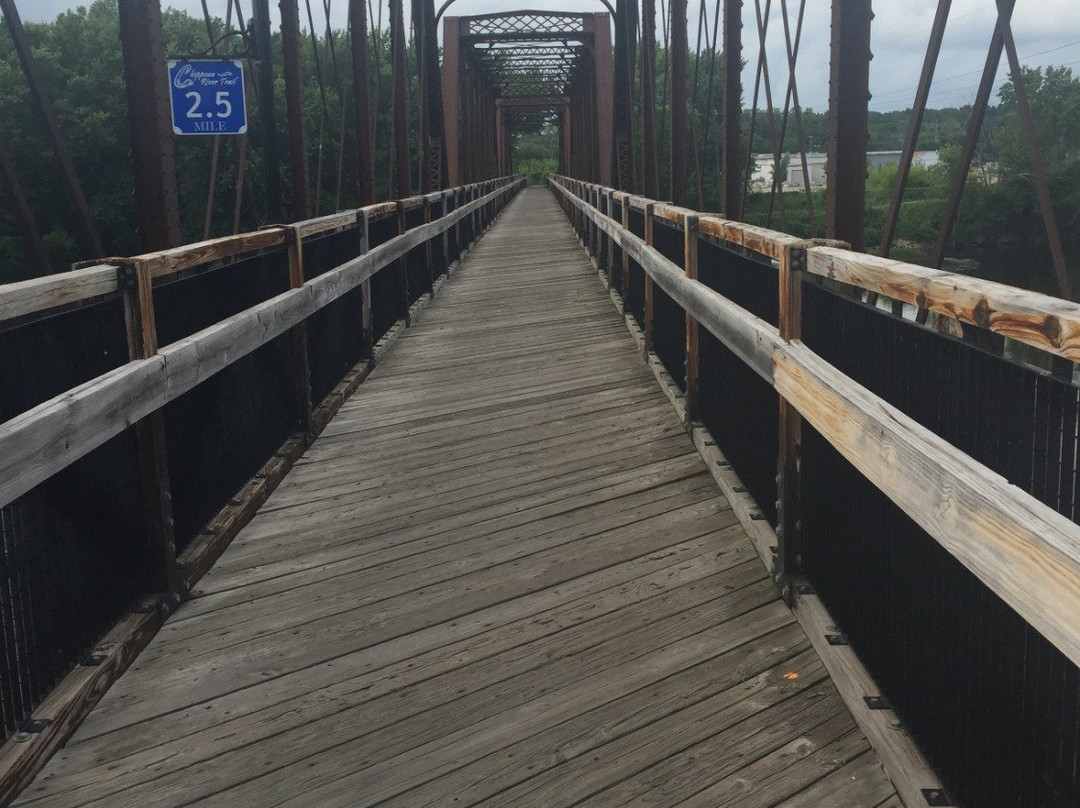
[18,0,1080,113]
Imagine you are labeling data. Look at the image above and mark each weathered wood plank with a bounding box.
[775,343,1080,669]
[808,244,1080,361]
[0,264,120,325]
[15,187,896,808]
[0,180,522,510]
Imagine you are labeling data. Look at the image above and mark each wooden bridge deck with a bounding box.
[17,188,901,808]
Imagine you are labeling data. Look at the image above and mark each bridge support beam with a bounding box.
[349,0,375,205]
[442,17,464,186]
[640,0,659,198]
[824,0,872,251]
[669,0,689,205]
[414,0,446,192]
[390,0,411,196]
[612,0,637,191]
[280,0,310,221]
[251,0,284,222]
[590,15,614,188]
[118,0,181,251]
[721,0,742,217]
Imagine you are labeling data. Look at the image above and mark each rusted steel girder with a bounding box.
[670,0,690,205]
[390,0,411,197]
[414,0,447,191]
[252,0,284,222]
[612,0,637,191]
[1,0,104,260]
[825,0,872,251]
[721,0,743,217]
[998,10,1072,300]
[281,0,310,221]
[442,16,464,186]
[879,0,951,258]
[118,0,182,251]
[641,0,660,198]
[587,14,614,188]
[349,0,375,205]
[927,0,1014,291]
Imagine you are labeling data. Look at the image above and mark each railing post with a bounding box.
[620,196,630,302]
[423,195,436,294]
[576,182,584,237]
[441,190,451,275]
[601,190,612,279]
[120,258,182,602]
[587,187,596,256]
[684,215,700,425]
[395,201,412,325]
[777,244,806,605]
[591,188,600,257]
[600,186,609,267]
[453,189,462,258]
[470,186,478,244]
[643,202,655,354]
[358,209,373,358]
[285,226,314,433]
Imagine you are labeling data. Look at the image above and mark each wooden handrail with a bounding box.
[551,174,1080,670]
[0,177,525,510]
[569,174,1080,349]
[0,178,518,327]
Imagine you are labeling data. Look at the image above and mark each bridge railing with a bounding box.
[552,174,1080,808]
[0,174,525,797]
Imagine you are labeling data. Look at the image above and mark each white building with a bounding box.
[751,150,940,191]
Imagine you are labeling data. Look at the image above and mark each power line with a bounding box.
[871,39,1080,101]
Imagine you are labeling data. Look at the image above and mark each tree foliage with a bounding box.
[1,4,1077,286]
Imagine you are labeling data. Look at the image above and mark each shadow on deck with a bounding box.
[16,189,900,808]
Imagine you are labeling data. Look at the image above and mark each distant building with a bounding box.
[750,150,940,191]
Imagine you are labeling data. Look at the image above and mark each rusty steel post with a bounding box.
[641,0,660,198]
[414,0,446,191]
[824,0,872,251]
[879,0,951,258]
[390,0,411,197]
[118,0,182,251]
[928,0,1015,280]
[252,0,284,222]
[349,0,375,205]
[999,18,1072,300]
[612,0,637,190]
[280,0,310,221]
[591,14,614,187]
[443,17,463,186]
[670,0,689,205]
[1,0,104,259]
[721,0,743,217]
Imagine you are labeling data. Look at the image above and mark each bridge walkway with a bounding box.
[16,187,901,808]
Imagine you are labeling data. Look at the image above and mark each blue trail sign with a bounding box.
[167,60,247,136]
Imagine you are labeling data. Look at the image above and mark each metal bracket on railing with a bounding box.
[117,264,138,291]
